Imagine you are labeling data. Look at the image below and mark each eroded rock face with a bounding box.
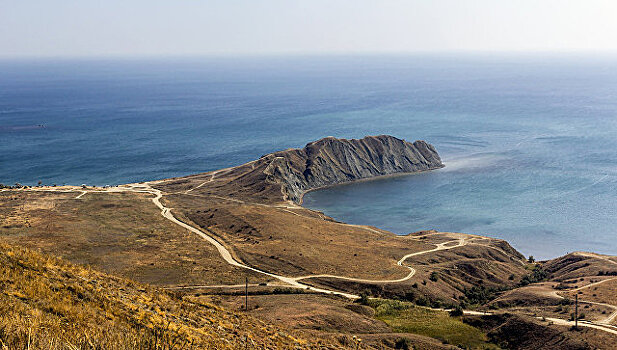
[261,135,444,203]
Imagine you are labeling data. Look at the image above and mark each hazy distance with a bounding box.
[2,0,617,58]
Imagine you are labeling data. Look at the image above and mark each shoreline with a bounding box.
[296,164,445,205]
[8,182,605,261]
[7,159,615,261]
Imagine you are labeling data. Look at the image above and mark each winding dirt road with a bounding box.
[293,238,466,284]
[95,183,617,335]
[7,184,617,336]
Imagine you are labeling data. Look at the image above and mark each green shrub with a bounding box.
[449,305,464,317]
[519,265,547,286]
[460,286,503,306]
[429,272,439,282]
[415,297,429,307]
[395,337,412,349]
[403,291,416,302]
[359,290,371,305]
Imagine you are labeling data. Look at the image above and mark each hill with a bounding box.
[2,135,616,348]
[0,240,336,349]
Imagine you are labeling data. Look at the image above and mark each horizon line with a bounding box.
[2,49,617,61]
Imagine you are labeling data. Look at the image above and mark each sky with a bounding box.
[2,0,617,58]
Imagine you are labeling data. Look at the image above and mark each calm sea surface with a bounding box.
[1,55,616,259]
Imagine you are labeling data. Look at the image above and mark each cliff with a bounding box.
[152,135,444,204]
[260,135,444,203]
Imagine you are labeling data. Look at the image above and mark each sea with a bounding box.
[1,54,616,259]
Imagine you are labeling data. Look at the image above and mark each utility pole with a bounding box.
[245,276,248,311]
[575,294,578,330]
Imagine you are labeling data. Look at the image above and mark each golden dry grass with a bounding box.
[210,293,463,349]
[0,240,340,349]
[166,192,439,279]
[0,190,266,286]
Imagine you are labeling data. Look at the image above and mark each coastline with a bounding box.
[296,164,445,205]
[9,171,609,262]
[8,142,611,261]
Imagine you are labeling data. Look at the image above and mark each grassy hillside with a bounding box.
[0,241,338,349]
[368,299,499,349]
[0,190,266,286]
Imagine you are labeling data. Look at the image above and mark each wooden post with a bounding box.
[575,293,578,329]
[245,277,248,311]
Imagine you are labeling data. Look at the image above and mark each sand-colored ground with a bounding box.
[0,189,266,286]
[2,152,617,345]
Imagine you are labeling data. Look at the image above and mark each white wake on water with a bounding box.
[441,154,505,172]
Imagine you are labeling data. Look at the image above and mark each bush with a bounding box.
[403,291,416,302]
[429,272,439,282]
[395,337,412,349]
[415,297,429,307]
[598,270,617,276]
[569,313,585,321]
[449,305,464,317]
[460,286,503,306]
[375,300,408,317]
[358,291,370,305]
[519,265,548,286]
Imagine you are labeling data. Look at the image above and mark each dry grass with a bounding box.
[292,232,527,305]
[208,293,462,349]
[561,278,617,306]
[212,294,391,334]
[543,253,617,281]
[0,240,337,349]
[176,197,434,279]
[155,164,527,296]
[368,299,499,349]
[154,163,447,280]
[0,190,266,286]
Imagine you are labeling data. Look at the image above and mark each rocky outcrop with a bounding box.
[261,135,443,203]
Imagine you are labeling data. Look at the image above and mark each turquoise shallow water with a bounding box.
[1,55,617,259]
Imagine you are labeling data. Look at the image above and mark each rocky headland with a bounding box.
[262,135,444,203]
[3,134,617,349]
[160,135,445,205]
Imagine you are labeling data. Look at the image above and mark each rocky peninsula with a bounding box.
[2,134,617,349]
[262,135,444,203]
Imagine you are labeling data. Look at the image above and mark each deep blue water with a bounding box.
[1,55,616,259]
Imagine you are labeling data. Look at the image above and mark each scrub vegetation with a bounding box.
[0,241,330,349]
[368,299,500,349]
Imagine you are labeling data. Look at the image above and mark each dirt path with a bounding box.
[139,184,359,299]
[103,185,617,335]
[544,317,617,335]
[570,277,617,292]
[104,183,468,296]
[551,279,617,325]
[183,167,234,194]
[293,238,466,284]
[575,252,617,266]
[9,185,617,336]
